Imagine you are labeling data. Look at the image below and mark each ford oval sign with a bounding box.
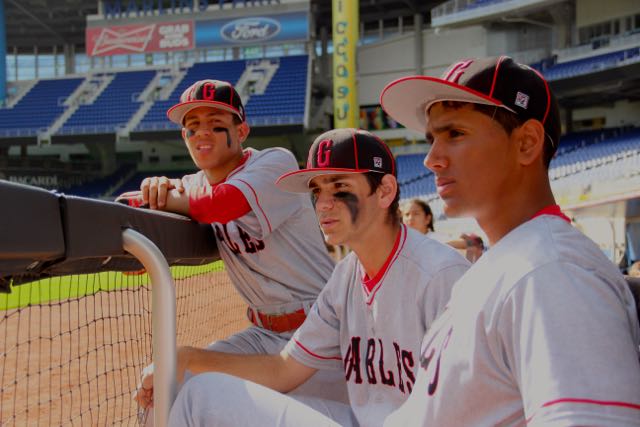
[221,17,281,43]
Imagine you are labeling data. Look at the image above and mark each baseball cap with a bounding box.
[380,56,560,151]
[276,128,396,193]
[167,79,246,125]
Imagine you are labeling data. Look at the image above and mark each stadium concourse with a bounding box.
[1,0,640,425]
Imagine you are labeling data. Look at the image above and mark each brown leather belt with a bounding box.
[247,307,307,333]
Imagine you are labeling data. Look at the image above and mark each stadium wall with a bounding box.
[576,0,640,28]
[573,99,640,129]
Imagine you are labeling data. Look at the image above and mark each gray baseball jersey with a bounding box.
[283,225,470,427]
[183,147,334,315]
[385,214,640,427]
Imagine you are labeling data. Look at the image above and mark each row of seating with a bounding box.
[0,55,309,138]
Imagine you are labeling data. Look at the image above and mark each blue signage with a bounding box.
[196,11,307,47]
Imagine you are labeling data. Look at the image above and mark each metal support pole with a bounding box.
[122,228,177,427]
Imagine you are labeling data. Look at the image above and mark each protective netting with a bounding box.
[0,262,249,426]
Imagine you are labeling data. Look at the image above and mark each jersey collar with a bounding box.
[362,224,406,296]
[531,204,571,223]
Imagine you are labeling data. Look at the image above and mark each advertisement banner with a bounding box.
[332,0,359,128]
[195,11,308,47]
[86,20,194,56]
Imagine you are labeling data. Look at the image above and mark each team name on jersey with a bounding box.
[214,224,265,255]
[419,325,453,396]
[343,336,416,394]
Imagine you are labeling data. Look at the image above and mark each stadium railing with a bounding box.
[0,180,247,426]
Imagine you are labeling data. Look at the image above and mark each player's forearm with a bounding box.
[162,189,190,216]
[180,346,312,393]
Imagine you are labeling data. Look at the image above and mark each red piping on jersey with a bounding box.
[225,150,252,181]
[293,339,342,361]
[531,204,570,223]
[236,178,272,234]
[526,398,640,423]
[361,225,406,303]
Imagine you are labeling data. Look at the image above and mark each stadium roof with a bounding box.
[4,0,442,52]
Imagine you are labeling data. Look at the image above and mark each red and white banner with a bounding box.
[86,20,194,56]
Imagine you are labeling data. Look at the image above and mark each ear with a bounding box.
[181,128,188,142]
[377,174,398,209]
[236,122,250,144]
[514,119,546,166]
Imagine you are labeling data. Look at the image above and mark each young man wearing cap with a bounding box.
[119,80,347,413]
[380,56,640,426]
[166,128,470,427]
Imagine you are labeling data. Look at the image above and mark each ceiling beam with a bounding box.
[7,0,68,44]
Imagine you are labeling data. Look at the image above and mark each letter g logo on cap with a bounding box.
[317,140,332,167]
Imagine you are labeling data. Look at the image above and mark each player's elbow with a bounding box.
[268,353,317,393]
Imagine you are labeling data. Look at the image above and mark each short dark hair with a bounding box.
[364,172,401,225]
[436,101,555,168]
[409,199,434,231]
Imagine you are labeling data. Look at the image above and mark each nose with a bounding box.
[424,140,447,172]
[314,192,336,212]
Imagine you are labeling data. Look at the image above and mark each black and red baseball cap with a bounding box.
[380,56,560,152]
[276,128,396,193]
[167,79,246,125]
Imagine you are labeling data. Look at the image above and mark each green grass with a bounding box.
[0,261,225,311]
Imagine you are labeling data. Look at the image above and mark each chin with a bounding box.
[324,234,343,246]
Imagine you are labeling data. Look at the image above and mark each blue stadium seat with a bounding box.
[0,78,83,137]
[59,70,155,135]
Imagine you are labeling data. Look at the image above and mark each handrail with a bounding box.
[122,228,177,427]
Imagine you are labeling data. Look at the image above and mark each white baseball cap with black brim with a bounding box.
[276,128,396,193]
[167,79,246,126]
[380,56,560,151]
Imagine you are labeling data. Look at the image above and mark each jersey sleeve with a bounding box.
[226,149,307,239]
[498,262,640,426]
[283,270,344,371]
[420,263,469,331]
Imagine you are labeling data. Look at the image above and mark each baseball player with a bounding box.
[166,128,470,427]
[380,56,640,426]
[118,80,348,415]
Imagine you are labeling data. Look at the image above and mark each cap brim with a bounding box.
[167,100,243,125]
[276,168,370,193]
[380,76,514,133]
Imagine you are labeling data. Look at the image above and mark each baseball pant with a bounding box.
[168,372,357,427]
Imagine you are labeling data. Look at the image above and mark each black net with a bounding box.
[0,262,248,426]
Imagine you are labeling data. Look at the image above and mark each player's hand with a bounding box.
[141,176,185,210]
[133,348,194,409]
[134,363,155,409]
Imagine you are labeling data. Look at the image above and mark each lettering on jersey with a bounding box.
[214,224,264,255]
[401,349,415,394]
[420,326,453,396]
[344,336,363,384]
[238,227,265,253]
[378,338,395,387]
[316,139,333,167]
[365,338,377,384]
[344,336,415,394]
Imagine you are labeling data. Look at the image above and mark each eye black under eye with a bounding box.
[213,127,227,133]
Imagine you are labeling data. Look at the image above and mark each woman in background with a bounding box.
[403,199,484,263]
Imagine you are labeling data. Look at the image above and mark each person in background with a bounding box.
[403,198,484,262]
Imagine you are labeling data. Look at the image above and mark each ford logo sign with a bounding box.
[221,17,281,43]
